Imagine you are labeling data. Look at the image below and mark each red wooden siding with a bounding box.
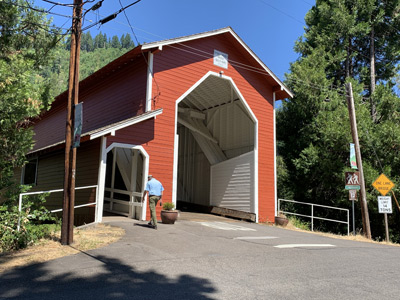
[32,57,148,152]
[29,31,283,223]
[149,34,276,222]
[107,117,175,220]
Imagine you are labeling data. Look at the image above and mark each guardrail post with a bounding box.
[311,204,314,232]
[17,193,23,232]
[278,198,280,215]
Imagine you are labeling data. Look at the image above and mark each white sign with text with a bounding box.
[214,50,228,69]
[378,196,392,214]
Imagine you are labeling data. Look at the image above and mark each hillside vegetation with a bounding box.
[43,31,136,98]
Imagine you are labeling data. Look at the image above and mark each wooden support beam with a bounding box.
[178,107,206,120]
[210,206,256,222]
[178,116,217,143]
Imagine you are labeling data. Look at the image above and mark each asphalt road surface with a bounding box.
[1,213,399,299]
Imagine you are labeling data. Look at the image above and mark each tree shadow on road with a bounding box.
[0,251,217,299]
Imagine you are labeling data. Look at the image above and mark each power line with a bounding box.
[42,0,74,7]
[77,13,357,99]
[81,0,141,31]
[117,0,160,106]
[1,0,75,19]
[258,0,306,25]
[36,0,396,102]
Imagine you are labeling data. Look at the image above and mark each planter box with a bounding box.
[161,210,179,224]
[275,216,289,227]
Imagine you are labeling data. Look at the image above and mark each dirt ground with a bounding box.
[0,223,125,273]
[282,220,399,246]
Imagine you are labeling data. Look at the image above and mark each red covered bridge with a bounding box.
[22,27,292,225]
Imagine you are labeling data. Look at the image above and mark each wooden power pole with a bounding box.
[345,83,372,239]
[61,0,83,245]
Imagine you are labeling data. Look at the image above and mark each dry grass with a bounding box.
[0,223,125,273]
[278,220,399,247]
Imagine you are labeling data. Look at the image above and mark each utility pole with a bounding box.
[345,82,372,239]
[61,0,83,245]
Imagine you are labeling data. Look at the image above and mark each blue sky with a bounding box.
[37,0,315,83]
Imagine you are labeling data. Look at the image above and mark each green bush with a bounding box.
[0,193,60,253]
[162,202,175,211]
[288,216,311,231]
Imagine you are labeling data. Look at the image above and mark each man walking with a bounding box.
[142,175,164,229]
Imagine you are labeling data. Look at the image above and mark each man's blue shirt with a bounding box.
[145,178,164,196]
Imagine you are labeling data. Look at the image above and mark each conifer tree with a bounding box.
[278,0,400,240]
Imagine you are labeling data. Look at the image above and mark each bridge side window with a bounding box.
[22,158,38,185]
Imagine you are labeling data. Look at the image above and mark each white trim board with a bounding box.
[30,109,163,155]
[90,109,163,140]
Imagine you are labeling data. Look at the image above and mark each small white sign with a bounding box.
[349,189,358,201]
[214,50,228,69]
[378,196,392,214]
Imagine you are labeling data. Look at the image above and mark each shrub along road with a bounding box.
[0,214,399,299]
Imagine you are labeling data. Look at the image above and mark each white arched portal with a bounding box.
[172,71,259,221]
[96,141,149,222]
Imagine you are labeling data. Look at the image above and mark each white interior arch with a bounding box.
[173,72,259,221]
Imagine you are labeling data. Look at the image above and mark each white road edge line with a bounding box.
[234,236,278,240]
[274,244,336,248]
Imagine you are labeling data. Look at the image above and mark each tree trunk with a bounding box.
[346,37,352,78]
[370,27,377,122]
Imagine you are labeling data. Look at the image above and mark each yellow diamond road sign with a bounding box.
[372,174,395,196]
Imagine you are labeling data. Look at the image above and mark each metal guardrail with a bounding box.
[18,185,98,231]
[278,199,350,236]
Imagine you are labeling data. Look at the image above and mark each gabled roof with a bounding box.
[52,27,291,105]
[142,27,293,99]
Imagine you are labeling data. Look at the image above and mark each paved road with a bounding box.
[1,213,399,299]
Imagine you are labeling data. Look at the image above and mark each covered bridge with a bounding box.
[21,27,292,225]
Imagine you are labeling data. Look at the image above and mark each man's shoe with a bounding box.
[148,223,157,229]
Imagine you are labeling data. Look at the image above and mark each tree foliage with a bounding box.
[0,0,58,192]
[0,190,59,252]
[45,32,135,97]
[0,1,135,197]
[278,0,400,240]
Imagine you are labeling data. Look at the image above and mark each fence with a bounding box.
[278,199,350,236]
[18,185,98,231]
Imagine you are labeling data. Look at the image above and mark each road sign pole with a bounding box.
[384,213,389,243]
[352,200,355,236]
